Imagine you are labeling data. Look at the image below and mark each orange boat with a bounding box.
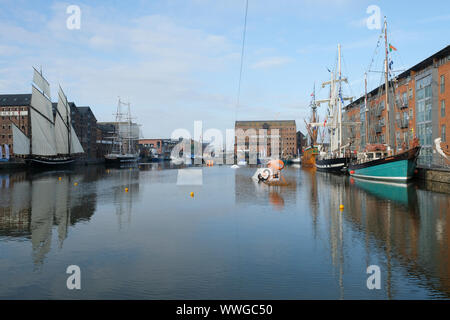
[301,145,319,168]
[301,85,320,168]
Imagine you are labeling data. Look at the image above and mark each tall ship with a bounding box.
[12,68,84,166]
[301,87,320,168]
[104,98,140,165]
[348,18,421,181]
[314,44,357,173]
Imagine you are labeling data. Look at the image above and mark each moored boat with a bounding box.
[348,146,420,181]
[347,18,421,182]
[104,98,139,166]
[301,145,319,168]
[12,68,84,167]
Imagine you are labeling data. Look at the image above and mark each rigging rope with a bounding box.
[235,0,249,121]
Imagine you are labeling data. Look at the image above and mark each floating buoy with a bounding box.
[350,170,355,174]
[58,177,62,181]
[190,192,194,197]
[125,187,129,192]
[339,204,344,211]
[74,182,78,186]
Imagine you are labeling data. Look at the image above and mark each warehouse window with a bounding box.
[441,75,445,94]
[442,100,446,117]
[442,125,446,142]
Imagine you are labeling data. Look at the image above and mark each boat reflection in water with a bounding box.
[1,164,450,299]
[0,167,139,267]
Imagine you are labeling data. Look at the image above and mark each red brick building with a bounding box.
[343,45,450,168]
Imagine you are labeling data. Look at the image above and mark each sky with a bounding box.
[0,0,449,138]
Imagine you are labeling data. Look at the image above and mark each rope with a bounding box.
[235,0,249,121]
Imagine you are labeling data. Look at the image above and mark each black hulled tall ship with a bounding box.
[104,98,140,165]
[12,68,84,167]
[314,44,357,173]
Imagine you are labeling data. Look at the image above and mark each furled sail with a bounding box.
[33,67,51,99]
[118,123,140,139]
[12,123,30,155]
[55,87,70,155]
[70,124,84,154]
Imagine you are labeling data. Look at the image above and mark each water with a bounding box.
[0,164,449,299]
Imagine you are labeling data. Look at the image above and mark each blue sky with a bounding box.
[0,0,449,137]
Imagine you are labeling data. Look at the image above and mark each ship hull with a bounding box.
[315,157,350,173]
[301,146,319,168]
[348,146,420,182]
[105,154,139,165]
[25,157,75,167]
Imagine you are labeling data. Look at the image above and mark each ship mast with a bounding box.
[364,72,369,146]
[383,17,391,154]
[338,43,342,155]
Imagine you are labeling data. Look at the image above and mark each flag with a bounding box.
[324,119,327,127]
[389,43,397,52]
[389,60,394,70]
[311,92,314,97]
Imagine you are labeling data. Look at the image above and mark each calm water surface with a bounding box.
[0,164,449,299]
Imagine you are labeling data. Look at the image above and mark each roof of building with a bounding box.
[0,94,32,106]
[235,120,296,126]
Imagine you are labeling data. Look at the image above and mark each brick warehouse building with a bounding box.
[343,45,450,168]
[234,120,297,160]
[0,94,31,155]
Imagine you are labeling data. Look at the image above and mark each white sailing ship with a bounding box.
[12,68,84,166]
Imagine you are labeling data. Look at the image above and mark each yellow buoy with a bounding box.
[58,177,62,181]
[74,182,78,186]
[339,204,344,210]
[190,192,194,197]
[125,187,129,192]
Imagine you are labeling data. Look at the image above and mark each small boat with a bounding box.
[301,145,319,168]
[237,159,247,166]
